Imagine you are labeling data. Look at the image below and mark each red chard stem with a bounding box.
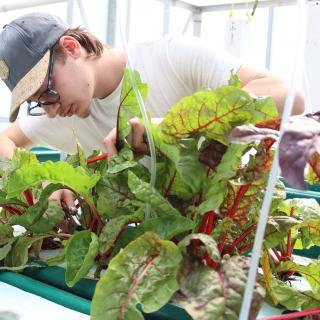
[2,205,21,216]
[224,224,257,255]
[199,213,209,233]
[205,211,215,235]
[24,190,34,206]
[259,307,320,320]
[271,248,282,262]
[238,241,253,254]
[163,170,177,198]
[87,153,108,164]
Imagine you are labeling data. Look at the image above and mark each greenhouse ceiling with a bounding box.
[0,0,298,13]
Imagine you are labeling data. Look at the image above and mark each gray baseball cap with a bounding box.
[0,12,69,122]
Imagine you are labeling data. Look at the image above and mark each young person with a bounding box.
[0,12,305,205]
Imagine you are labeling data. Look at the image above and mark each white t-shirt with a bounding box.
[19,35,242,155]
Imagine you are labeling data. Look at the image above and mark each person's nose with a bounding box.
[43,103,60,118]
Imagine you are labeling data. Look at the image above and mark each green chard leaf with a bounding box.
[156,160,193,200]
[277,198,320,246]
[169,138,207,194]
[307,152,320,185]
[31,238,44,258]
[198,144,247,214]
[107,147,137,174]
[221,256,265,319]
[269,179,287,214]
[176,252,265,320]
[117,69,148,145]
[224,257,264,319]
[65,230,99,287]
[298,220,320,246]
[265,277,320,311]
[8,184,65,234]
[261,250,278,305]
[177,263,225,320]
[137,215,195,240]
[0,238,15,261]
[277,198,320,219]
[4,235,47,268]
[11,148,39,169]
[99,211,143,255]
[108,215,195,259]
[46,238,71,266]
[91,232,182,320]
[5,161,100,198]
[1,148,39,188]
[152,124,207,196]
[217,144,276,228]
[159,87,277,144]
[0,261,44,271]
[10,200,63,234]
[0,190,28,208]
[95,171,137,219]
[276,261,320,293]
[128,171,180,217]
[228,70,242,88]
[264,216,300,249]
[179,233,221,265]
[0,221,14,246]
[73,129,88,168]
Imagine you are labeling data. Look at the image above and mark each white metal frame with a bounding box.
[156,0,297,36]
[154,0,297,68]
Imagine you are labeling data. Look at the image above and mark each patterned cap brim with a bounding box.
[9,50,50,122]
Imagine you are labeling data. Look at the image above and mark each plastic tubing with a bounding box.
[239,1,307,319]
[118,0,157,218]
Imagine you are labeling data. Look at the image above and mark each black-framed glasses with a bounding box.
[27,50,60,116]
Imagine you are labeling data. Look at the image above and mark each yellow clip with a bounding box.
[228,2,234,20]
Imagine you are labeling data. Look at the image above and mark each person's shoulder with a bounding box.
[165,34,204,44]
[128,35,204,49]
[126,35,218,65]
[163,35,219,54]
[126,36,171,59]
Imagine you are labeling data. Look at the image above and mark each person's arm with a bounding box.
[236,65,305,115]
[0,121,34,158]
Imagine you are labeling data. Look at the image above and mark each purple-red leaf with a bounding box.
[279,117,320,190]
[228,124,279,144]
[229,114,320,190]
[199,140,228,170]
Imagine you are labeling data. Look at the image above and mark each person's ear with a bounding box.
[58,36,81,58]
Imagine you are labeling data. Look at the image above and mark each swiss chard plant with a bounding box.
[0,69,319,319]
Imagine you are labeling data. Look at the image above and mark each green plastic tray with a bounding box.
[0,271,91,315]
[8,267,285,319]
[22,266,191,319]
[31,146,61,162]
[286,187,320,202]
